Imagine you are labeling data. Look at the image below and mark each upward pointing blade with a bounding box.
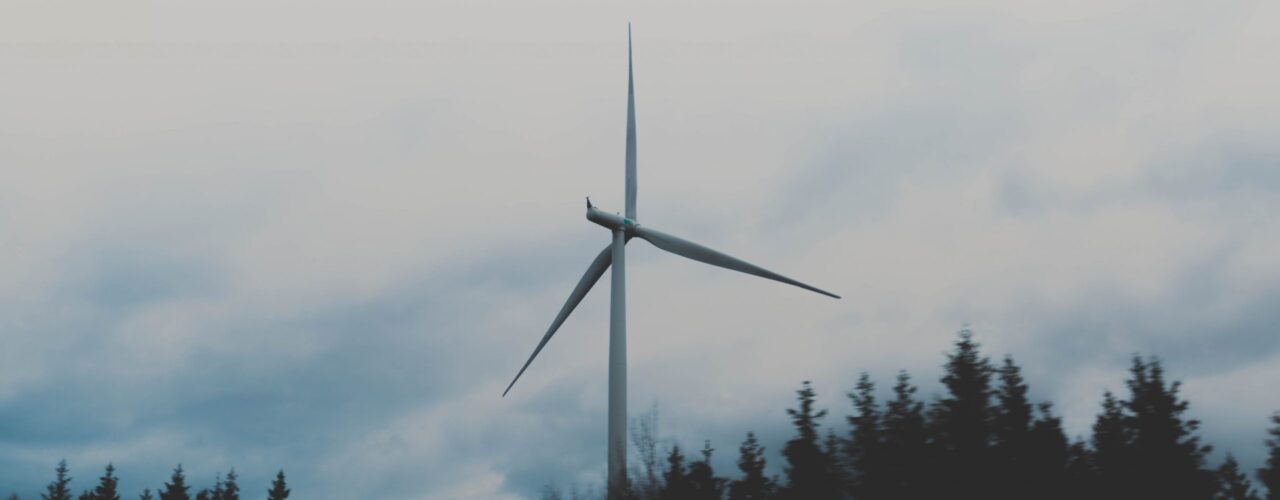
[634,225,840,299]
[504,244,614,397]
[625,23,638,220]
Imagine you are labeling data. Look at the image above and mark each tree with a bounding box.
[880,370,927,499]
[159,465,190,500]
[929,328,995,498]
[42,460,73,500]
[90,464,120,500]
[1123,357,1216,499]
[630,405,663,500]
[845,372,882,499]
[781,381,842,500]
[221,470,239,500]
[266,471,289,500]
[193,491,208,500]
[1218,454,1260,500]
[1091,390,1131,499]
[729,432,776,500]
[660,445,690,500]
[685,441,725,500]
[990,356,1034,500]
[1260,413,1280,500]
[138,491,153,500]
[1026,403,1070,499]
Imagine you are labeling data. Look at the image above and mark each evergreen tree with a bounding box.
[138,490,153,500]
[90,464,120,500]
[991,356,1034,500]
[1218,454,1260,500]
[1092,390,1131,499]
[729,432,776,500]
[929,328,995,498]
[210,474,224,500]
[660,445,691,500]
[880,370,927,499]
[78,492,92,500]
[781,381,841,500]
[1124,357,1216,499]
[1064,438,1097,499]
[844,372,882,499]
[193,491,208,500]
[42,460,73,500]
[1260,413,1280,500]
[8,493,18,500]
[685,441,725,500]
[1026,403,1070,499]
[221,470,239,500]
[266,471,289,500]
[159,465,190,500]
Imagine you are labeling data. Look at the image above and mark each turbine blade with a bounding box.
[625,24,638,220]
[504,244,614,397]
[634,225,840,299]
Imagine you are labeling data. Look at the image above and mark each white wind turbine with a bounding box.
[503,26,840,498]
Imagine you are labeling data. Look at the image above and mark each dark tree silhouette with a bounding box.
[991,356,1034,500]
[629,405,663,500]
[1026,403,1070,498]
[929,328,995,498]
[138,491,153,500]
[221,470,239,500]
[1123,357,1216,499]
[88,464,120,500]
[1092,390,1131,499]
[728,432,776,500]
[685,441,725,500]
[880,370,927,499]
[1218,454,1260,500]
[159,465,190,500]
[781,381,842,500]
[1261,413,1280,500]
[844,372,881,499]
[266,471,289,500]
[42,460,73,500]
[660,445,690,500]
[193,491,208,500]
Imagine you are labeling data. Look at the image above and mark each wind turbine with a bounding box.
[503,26,840,498]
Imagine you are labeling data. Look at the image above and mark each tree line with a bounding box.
[545,329,1280,500]
[10,462,290,500]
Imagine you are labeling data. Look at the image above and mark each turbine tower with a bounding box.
[503,25,840,499]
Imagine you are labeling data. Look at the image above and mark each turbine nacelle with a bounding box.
[587,202,638,232]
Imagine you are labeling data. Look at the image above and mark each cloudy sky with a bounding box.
[3,0,1279,498]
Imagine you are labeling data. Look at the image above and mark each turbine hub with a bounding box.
[587,204,638,232]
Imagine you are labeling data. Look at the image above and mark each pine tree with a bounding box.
[42,460,73,500]
[1124,357,1216,499]
[729,432,776,500]
[1091,390,1131,499]
[845,372,882,499]
[266,471,289,500]
[929,328,995,498]
[138,490,153,500]
[221,470,239,500]
[90,464,120,500]
[1260,413,1280,500]
[1064,438,1097,499]
[210,474,224,500]
[1026,403,1070,499]
[193,491,208,500]
[880,370,927,499]
[991,356,1034,500]
[660,445,691,500]
[781,381,841,500]
[1218,454,1260,500]
[685,441,725,500]
[159,465,190,500]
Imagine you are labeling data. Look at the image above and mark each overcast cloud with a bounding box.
[2,1,1278,498]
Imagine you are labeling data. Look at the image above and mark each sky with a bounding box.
[2,0,1279,498]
